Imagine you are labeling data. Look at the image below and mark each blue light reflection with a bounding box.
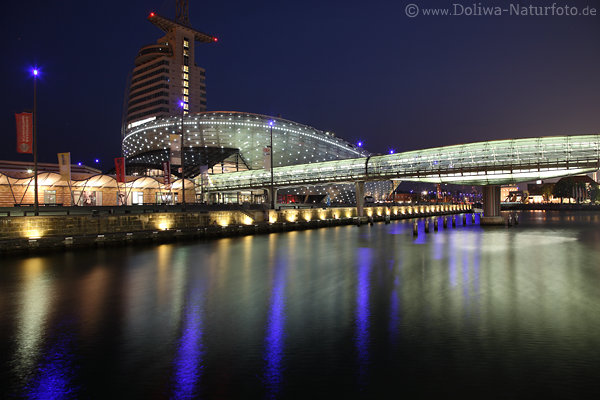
[171,285,205,399]
[27,323,77,399]
[264,259,286,399]
[355,247,372,389]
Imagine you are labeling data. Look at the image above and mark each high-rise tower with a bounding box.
[123,2,217,132]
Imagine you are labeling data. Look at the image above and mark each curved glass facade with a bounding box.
[123,111,370,170]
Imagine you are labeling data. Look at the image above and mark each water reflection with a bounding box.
[2,212,600,398]
[355,247,371,389]
[171,277,205,399]
[389,273,401,349]
[263,255,287,399]
[15,258,53,388]
[413,219,426,244]
[27,321,77,399]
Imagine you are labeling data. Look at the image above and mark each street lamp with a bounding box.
[180,100,186,206]
[32,68,39,216]
[269,120,275,209]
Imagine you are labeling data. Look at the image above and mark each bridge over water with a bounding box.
[206,135,600,223]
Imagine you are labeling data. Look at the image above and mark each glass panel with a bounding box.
[43,190,56,205]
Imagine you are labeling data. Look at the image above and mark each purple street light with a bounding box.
[77,162,82,166]
[389,149,395,154]
[95,159,99,163]
[31,66,41,215]
[268,120,274,209]
[179,99,186,204]
[357,141,363,147]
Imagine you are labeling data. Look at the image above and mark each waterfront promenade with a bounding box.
[0,203,470,254]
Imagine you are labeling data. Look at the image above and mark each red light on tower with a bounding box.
[213,37,218,42]
[149,12,155,17]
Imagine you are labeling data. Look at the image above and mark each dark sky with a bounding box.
[2,0,599,170]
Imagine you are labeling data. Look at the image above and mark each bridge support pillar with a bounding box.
[481,185,504,225]
[356,181,365,217]
[266,187,278,209]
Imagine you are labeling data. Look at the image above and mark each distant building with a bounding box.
[122,13,217,134]
[118,7,373,205]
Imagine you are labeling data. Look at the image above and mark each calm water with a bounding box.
[2,211,600,399]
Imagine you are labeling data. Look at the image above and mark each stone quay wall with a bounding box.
[0,204,471,254]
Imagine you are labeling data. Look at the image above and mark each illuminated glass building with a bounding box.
[122,112,377,203]
[123,111,369,172]
[120,8,382,204]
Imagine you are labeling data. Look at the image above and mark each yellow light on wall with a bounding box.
[303,212,312,221]
[27,229,42,239]
[286,212,297,223]
[242,216,254,225]
[219,218,231,227]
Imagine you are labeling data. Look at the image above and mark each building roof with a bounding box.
[0,160,101,178]
[148,13,217,43]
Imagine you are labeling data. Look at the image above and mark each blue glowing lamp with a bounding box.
[95,159,99,163]
[77,162,82,166]
[268,120,274,127]
[180,101,185,108]
[357,141,363,147]
[389,149,395,154]
[32,69,39,76]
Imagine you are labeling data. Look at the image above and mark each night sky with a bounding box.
[2,0,599,171]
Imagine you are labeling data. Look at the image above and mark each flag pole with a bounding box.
[33,69,39,215]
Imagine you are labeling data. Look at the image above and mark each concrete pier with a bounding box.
[355,181,365,217]
[481,185,504,225]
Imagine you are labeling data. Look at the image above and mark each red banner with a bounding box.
[114,157,126,183]
[15,113,33,154]
[162,161,171,188]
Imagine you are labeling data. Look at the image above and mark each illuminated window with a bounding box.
[183,88,189,95]
[183,38,189,48]
[183,80,189,88]
[183,96,189,102]
[183,49,189,56]
[182,65,189,72]
[183,73,189,80]
[183,104,189,110]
